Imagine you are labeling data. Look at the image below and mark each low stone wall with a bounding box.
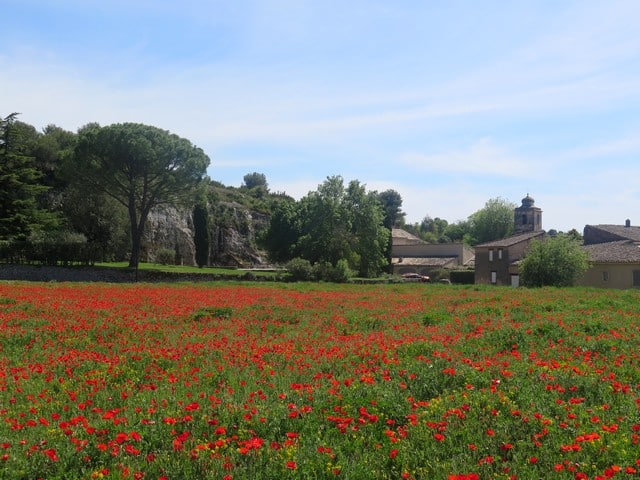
[0,265,272,283]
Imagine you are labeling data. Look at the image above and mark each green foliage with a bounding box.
[192,202,210,267]
[286,257,313,281]
[468,197,516,245]
[376,189,405,228]
[260,200,300,263]
[191,306,233,321]
[0,114,60,241]
[156,248,176,265]
[242,172,268,190]
[520,235,590,287]
[265,176,389,278]
[69,123,210,268]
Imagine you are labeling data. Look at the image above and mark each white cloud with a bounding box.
[397,138,534,178]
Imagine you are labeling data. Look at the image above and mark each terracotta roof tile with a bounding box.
[582,240,640,263]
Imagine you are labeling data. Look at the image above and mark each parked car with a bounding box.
[401,273,431,283]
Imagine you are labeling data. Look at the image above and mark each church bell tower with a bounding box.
[514,194,542,234]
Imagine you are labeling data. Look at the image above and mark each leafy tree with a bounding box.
[0,114,59,241]
[61,185,129,262]
[346,180,390,277]
[469,197,516,245]
[520,235,590,287]
[69,123,209,267]
[242,172,268,190]
[443,220,473,244]
[296,176,352,266]
[421,216,449,243]
[377,189,405,229]
[32,124,77,189]
[260,199,300,263]
[263,176,390,278]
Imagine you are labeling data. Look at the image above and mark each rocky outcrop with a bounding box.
[141,202,269,267]
[142,205,196,265]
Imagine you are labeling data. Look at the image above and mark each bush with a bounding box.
[329,259,353,283]
[312,261,333,281]
[520,235,590,287]
[156,248,175,265]
[286,257,313,281]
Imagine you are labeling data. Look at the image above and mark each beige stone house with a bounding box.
[578,222,640,289]
[390,228,474,276]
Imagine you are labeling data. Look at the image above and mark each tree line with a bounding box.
[3,112,584,281]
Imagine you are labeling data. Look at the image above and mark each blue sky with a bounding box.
[2,1,639,232]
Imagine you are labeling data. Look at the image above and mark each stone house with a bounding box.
[578,221,640,289]
[474,195,545,286]
[390,228,474,276]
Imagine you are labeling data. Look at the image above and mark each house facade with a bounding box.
[475,194,545,286]
[390,228,474,276]
[578,222,640,289]
[474,231,545,286]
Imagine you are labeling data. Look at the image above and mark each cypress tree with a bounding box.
[193,203,210,268]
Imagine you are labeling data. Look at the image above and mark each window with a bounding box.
[498,248,503,260]
[633,270,640,287]
[602,271,609,282]
[491,271,497,284]
[489,249,494,262]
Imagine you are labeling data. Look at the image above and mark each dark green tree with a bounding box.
[242,172,268,190]
[193,201,210,268]
[69,123,209,267]
[520,235,590,287]
[377,189,405,229]
[260,199,300,263]
[0,114,58,241]
[61,185,129,262]
[468,197,516,245]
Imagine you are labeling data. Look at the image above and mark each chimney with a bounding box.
[625,219,631,227]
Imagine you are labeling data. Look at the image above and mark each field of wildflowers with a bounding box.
[1,281,639,479]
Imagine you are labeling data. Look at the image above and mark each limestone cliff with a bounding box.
[141,201,269,267]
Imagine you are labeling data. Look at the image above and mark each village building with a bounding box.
[578,221,640,289]
[390,228,474,277]
[474,195,545,286]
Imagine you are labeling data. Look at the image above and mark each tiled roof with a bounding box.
[391,228,426,245]
[582,240,640,263]
[585,224,640,242]
[475,230,545,248]
[391,256,458,267]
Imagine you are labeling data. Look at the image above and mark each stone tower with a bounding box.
[514,194,542,234]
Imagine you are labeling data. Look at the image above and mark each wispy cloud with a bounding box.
[397,138,534,178]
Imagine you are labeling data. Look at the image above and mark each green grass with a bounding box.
[93,261,282,277]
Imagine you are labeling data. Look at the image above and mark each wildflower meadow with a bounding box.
[1,281,639,479]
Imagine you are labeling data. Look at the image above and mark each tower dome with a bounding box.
[521,194,535,208]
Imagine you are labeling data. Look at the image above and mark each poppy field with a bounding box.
[1,281,639,480]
